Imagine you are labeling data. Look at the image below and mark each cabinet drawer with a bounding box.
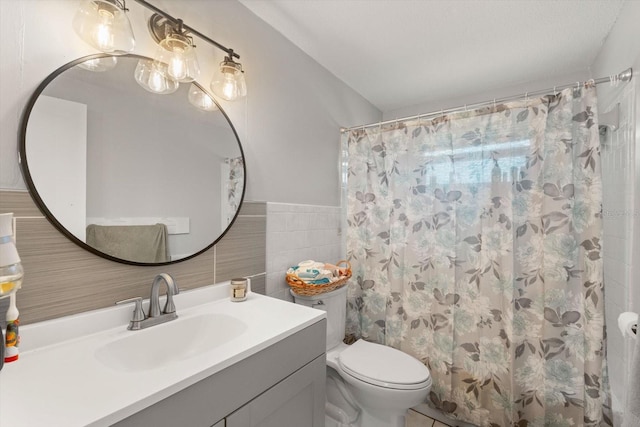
[226,355,325,427]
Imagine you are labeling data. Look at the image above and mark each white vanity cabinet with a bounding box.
[112,319,326,427]
[225,355,325,427]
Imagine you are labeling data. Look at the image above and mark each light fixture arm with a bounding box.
[133,0,240,59]
[107,0,128,12]
[175,18,184,34]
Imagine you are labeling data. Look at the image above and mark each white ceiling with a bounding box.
[239,0,626,113]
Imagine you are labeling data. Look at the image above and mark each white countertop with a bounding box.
[0,283,325,427]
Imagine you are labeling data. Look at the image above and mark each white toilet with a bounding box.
[291,286,432,427]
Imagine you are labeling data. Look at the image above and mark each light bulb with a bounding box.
[73,0,135,54]
[221,74,238,100]
[188,83,218,111]
[148,68,167,93]
[95,9,115,51]
[134,59,178,95]
[168,53,187,81]
[210,57,246,101]
[153,34,200,83]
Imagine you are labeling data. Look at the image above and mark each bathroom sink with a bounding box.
[2,282,327,427]
[95,313,247,372]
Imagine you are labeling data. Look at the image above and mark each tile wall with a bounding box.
[265,203,343,301]
[600,82,636,421]
[0,190,266,326]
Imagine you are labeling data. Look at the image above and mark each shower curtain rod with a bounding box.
[340,67,633,133]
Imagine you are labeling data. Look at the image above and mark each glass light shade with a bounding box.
[153,34,200,83]
[210,60,246,101]
[188,84,218,111]
[72,0,135,54]
[77,56,118,72]
[0,213,22,297]
[134,59,179,95]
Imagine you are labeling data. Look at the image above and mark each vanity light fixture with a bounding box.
[72,0,135,54]
[210,51,247,102]
[135,0,246,101]
[188,83,218,111]
[73,0,247,102]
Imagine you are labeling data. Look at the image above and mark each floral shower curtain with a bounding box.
[224,156,244,224]
[344,86,612,426]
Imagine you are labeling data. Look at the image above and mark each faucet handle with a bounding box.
[116,297,146,327]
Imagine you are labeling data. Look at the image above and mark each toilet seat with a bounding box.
[338,340,431,390]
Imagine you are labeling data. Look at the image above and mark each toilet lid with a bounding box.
[338,340,431,390]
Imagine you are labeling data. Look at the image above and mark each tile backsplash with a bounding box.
[265,202,343,301]
[0,190,266,326]
[0,195,344,326]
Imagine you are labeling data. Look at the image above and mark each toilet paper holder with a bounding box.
[618,312,639,338]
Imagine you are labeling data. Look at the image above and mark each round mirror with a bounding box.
[19,54,245,265]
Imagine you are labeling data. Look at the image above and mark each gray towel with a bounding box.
[623,333,640,427]
[86,223,169,263]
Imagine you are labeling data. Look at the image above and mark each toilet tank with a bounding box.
[290,285,347,350]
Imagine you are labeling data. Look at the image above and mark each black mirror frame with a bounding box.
[18,53,246,266]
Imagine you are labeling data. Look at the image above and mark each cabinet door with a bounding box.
[226,355,325,427]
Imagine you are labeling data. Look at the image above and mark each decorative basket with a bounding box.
[286,260,352,296]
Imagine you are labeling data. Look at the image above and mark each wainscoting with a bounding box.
[265,202,342,301]
[0,190,266,326]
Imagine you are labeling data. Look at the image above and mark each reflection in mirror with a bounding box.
[20,54,245,265]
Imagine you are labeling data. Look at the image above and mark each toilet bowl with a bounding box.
[291,286,432,427]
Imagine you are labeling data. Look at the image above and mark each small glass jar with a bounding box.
[230,278,248,302]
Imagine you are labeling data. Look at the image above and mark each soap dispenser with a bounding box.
[0,213,23,368]
[0,213,23,297]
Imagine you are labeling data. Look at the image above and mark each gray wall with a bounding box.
[0,0,381,205]
[0,0,379,324]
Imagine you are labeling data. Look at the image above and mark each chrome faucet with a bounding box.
[116,273,180,330]
[149,273,179,318]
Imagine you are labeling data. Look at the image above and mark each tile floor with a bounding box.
[406,409,452,427]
